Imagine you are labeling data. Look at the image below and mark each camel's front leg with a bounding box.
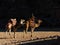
[6,29,12,38]
[9,29,11,35]
[23,21,29,38]
[25,26,29,34]
[14,31,15,38]
[25,21,29,34]
[23,24,29,38]
[31,28,35,33]
[6,30,8,38]
[13,28,17,39]
[9,29,12,38]
[31,27,35,40]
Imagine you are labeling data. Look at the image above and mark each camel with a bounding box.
[6,16,42,39]
[24,15,42,38]
[6,20,12,38]
[6,18,17,38]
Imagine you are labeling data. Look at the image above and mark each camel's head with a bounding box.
[20,19,25,24]
[35,19,42,27]
[10,18,17,26]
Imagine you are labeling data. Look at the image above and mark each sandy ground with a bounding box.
[0,31,60,45]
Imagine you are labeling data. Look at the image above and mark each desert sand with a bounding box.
[0,31,60,45]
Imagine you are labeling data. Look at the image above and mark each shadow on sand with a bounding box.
[18,35,60,45]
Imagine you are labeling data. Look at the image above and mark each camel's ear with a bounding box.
[11,19,13,21]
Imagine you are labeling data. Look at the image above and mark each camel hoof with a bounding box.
[31,38,33,40]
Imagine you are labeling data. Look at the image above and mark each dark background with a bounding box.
[0,0,60,31]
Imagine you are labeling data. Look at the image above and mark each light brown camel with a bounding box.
[24,16,42,38]
[6,18,17,38]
